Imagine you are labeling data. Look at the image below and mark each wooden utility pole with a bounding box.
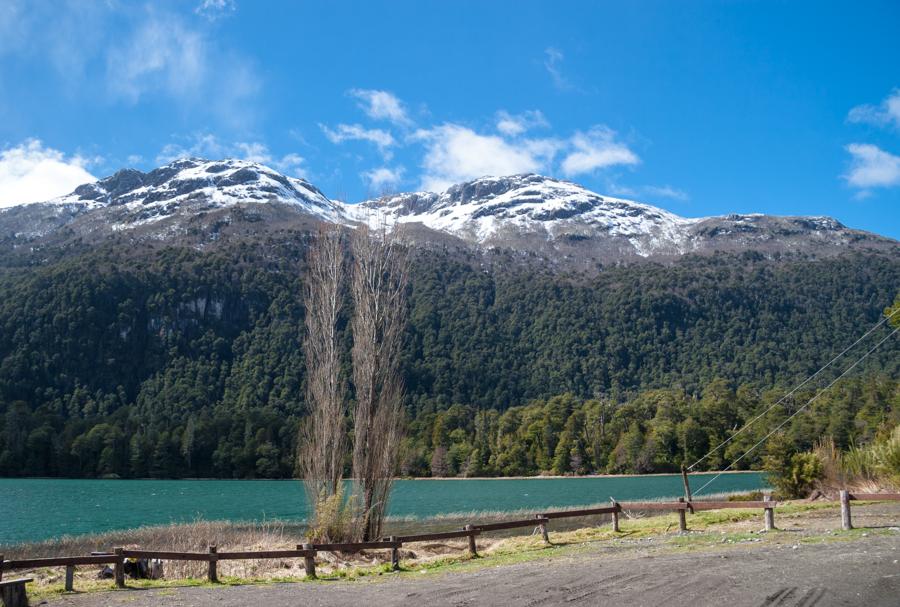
[681,465,693,502]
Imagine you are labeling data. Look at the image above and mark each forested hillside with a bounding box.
[0,238,897,478]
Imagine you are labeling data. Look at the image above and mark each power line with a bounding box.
[692,324,899,497]
[687,306,900,472]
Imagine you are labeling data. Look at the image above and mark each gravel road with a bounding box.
[43,531,900,607]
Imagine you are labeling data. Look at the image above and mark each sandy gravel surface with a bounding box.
[40,503,900,607]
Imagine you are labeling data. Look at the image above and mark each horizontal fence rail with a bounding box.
[618,501,689,511]
[392,529,481,543]
[848,493,900,501]
[2,491,897,598]
[1,555,117,569]
[217,549,315,560]
[688,500,778,511]
[471,517,549,533]
[311,541,400,552]
[539,505,620,519]
[122,550,209,562]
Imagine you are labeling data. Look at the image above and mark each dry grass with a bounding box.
[9,497,882,599]
[813,427,900,496]
[2,518,501,593]
[0,490,763,594]
[3,520,304,580]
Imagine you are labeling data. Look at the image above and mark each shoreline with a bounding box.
[1,470,763,482]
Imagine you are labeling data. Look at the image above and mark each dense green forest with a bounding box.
[0,239,897,478]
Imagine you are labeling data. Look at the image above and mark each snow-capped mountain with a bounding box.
[56,158,341,224]
[0,158,345,244]
[352,174,694,257]
[353,173,889,259]
[0,159,894,262]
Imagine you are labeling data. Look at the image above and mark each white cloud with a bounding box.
[233,142,271,164]
[609,183,689,202]
[414,124,547,192]
[411,122,639,191]
[156,133,226,164]
[156,134,305,176]
[642,185,689,201]
[195,0,236,20]
[496,110,549,137]
[544,47,572,91]
[363,167,404,191]
[0,139,96,207]
[0,1,24,54]
[561,127,640,176]
[105,9,259,126]
[107,13,207,103]
[844,143,900,189]
[320,123,395,153]
[272,153,306,177]
[848,88,900,130]
[349,89,411,126]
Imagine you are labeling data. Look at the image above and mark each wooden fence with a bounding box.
[1,493,897,602]
[838,490,900,531]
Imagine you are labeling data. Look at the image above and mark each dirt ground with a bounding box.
[38,502,900,607]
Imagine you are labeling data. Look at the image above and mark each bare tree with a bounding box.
[300,225,349,539]
[349,222,408,541]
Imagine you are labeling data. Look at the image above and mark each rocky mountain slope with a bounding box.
[0,158,895,262]
[354,173,888,259]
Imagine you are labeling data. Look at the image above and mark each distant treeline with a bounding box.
[2,377,897,479]
[401,378,899,478]
[0,240,898,478]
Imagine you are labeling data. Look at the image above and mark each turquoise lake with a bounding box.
[1,473,767,545]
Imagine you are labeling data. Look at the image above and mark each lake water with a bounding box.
[0,473,767,545]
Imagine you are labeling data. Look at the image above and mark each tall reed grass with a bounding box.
[813,425,900,494]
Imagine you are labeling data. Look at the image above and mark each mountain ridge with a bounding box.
[1,158,895,263]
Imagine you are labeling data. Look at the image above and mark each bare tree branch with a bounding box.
[349,221,408,541]
[300,225,349,540]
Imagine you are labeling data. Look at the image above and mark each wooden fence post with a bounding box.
[763,495,775,532]
[611,501,620,532]
[301,544,316,579]
[536,515,550,543]
[840,490,853,531]
[65,564,75,591]
[0,553,4,582]
[465,525,478,557]
[389,537,400,571]
[208,546,218,583]
[677,498,688,532]
[113,548,125,588]
[0,579,29,607]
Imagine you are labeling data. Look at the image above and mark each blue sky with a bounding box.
[0,1,898,238]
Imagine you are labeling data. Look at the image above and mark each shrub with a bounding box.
[305,485,355,543]
[764,450,823,499]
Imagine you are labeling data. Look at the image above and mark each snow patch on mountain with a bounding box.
[349,174,700,256]
[49,158,343,228]
[3,160,888,261]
